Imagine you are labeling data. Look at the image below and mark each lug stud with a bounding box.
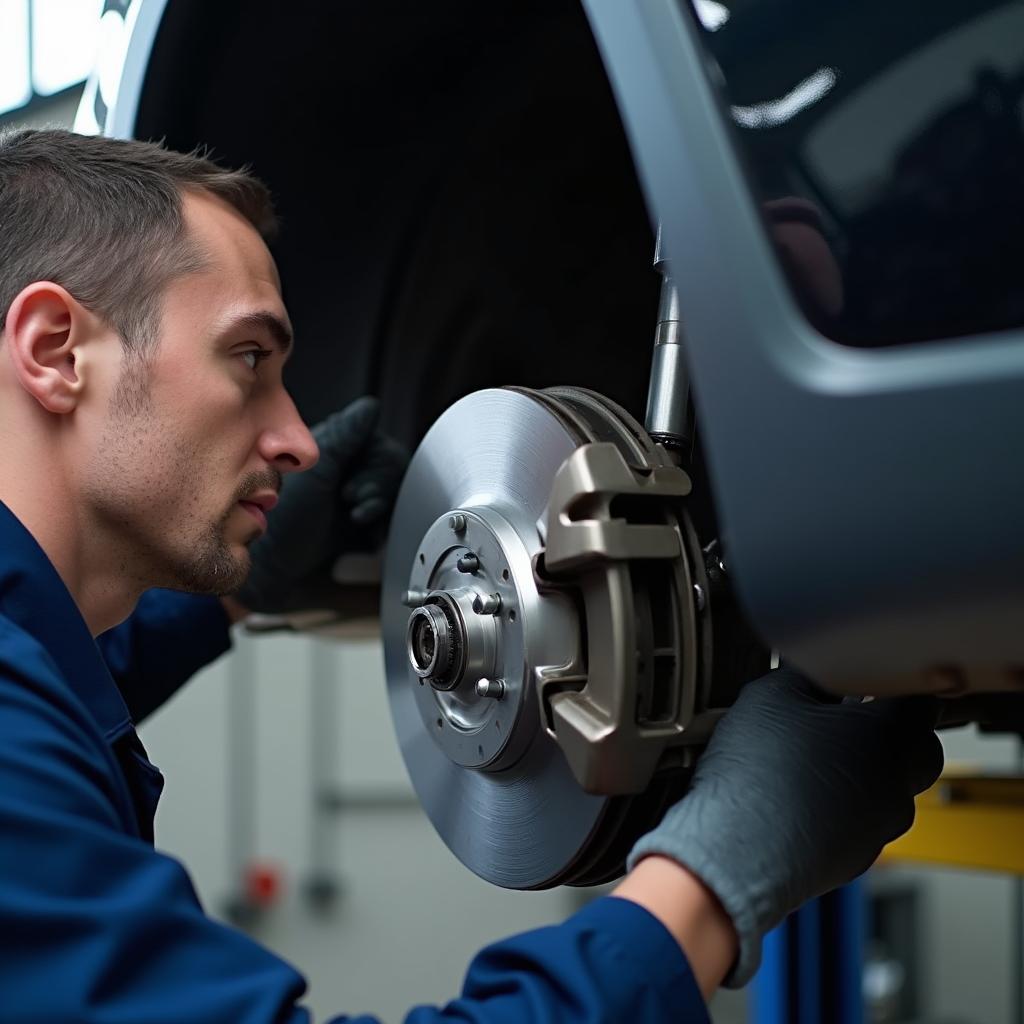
[472,592,502,615]
[457,553,480,574]
[448,513,467,534]
[475,678,505,700]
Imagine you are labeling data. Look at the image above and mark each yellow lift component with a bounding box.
[881,774,1024,875]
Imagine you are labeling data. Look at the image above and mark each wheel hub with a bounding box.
[401,506,560,771]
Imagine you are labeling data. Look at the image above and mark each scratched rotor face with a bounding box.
[381,388,613,889]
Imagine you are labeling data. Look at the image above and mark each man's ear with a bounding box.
[3,282,91,414]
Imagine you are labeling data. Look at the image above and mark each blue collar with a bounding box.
[0,500,133,743]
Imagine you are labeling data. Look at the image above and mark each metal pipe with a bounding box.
[223,636,258,926]
[644,226,692,453]
[304,639,343,913]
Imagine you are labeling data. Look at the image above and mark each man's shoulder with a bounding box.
[0,611,64,685]
[0,609,71,685]
[0,611,109,751]
[0,611,130,829]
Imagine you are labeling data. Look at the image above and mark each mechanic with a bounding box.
[0,128,943,1023]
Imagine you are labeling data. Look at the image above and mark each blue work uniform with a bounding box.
[0,499,709,1023]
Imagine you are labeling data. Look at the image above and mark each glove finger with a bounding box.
[757,667,836,706]
[311,396,381,478]
[341,437,409,505]
[367,435,409,482]
[853,695,943,795]
[345,481,382,505]
[894,694,942,731]
[858,694,941,732]
[906,727,944,795]
[351,495,389,525]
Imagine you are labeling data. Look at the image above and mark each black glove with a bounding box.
[235,396,407,614]
[628,669,943,986]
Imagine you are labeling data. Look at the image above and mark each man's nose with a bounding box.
[258,392,320,474]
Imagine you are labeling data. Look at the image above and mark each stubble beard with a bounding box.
[175,467,285,596]
[170,509,253,595]
[96,356,258,597]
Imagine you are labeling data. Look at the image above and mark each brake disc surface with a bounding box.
[382,388,611,888]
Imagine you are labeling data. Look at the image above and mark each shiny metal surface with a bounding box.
[383,388,610,888]
[645,227,691,448]
[406,603,457,686]
[645,338,689,443]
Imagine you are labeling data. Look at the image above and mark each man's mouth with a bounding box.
[237,491,278,533]
[238,501,268,531]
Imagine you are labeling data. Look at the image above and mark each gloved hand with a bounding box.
[235,396,407,614]
[628,669,943,986]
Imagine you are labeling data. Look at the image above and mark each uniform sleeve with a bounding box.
[97,590,232,722]
[329,896,709,1024]
[386,896,712,1024]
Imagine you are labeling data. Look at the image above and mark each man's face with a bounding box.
[83,191,318,595]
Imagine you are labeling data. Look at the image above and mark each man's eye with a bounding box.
[240,349,272,371]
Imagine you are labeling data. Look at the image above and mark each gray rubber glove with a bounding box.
[235,396,408,613]
[628,669,943,987]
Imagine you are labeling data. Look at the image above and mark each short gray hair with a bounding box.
[0,128,277,354]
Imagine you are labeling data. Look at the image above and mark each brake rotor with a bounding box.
[382,386,703,888]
